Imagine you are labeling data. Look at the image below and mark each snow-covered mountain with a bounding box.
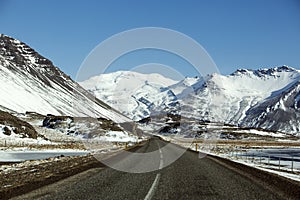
[80,66,300,135]
[80,71,178,120]
[181,66,300,123]
[241,79,300,133]
[173,66,300,135]
[0,34,128,123]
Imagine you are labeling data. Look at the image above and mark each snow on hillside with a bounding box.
[80,66,300,135]
[168,76,201,96]
[0,110,51,146]
[180,66,300,124]
[80,71,178,120]
[241,80,300,134]
[0,34,128,123]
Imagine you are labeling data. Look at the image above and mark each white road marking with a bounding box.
[159,158,164,170]
[158,142,164,169]
[144,140,164,200]
[144,173,161,200]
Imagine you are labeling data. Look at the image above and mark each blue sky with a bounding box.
[0,0,299,80]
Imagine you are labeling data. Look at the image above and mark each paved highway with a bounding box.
[13,137,294,200]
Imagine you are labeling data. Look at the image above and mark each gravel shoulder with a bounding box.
[0,154,102,199]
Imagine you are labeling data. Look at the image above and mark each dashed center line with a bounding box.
[144,173,161,200]
[144,140,164,200]
[159,149,164,170]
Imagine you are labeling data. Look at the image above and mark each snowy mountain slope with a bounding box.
[241,80,300,133]
[167,76,201,96]
[80,66,300,135]
[0,34,128,123]
[179,67,300,124]
[79,71,178,120]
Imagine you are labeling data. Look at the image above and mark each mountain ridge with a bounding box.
[0,34,129,123]
[80,66,300,135]
[1,34,299,135]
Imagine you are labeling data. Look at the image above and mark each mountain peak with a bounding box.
[257,65,297,73]
[0,33,53,66]
[269,65,297,72]
[0,34,128,122]
[231,66,298,78]
[82,70,178,90]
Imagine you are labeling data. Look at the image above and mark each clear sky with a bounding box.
[0,0,299,80]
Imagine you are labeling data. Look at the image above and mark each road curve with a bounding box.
[12,137,298,200]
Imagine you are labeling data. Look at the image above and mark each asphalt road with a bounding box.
[13,137,291,200]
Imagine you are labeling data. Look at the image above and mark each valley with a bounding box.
[0,34,299,199]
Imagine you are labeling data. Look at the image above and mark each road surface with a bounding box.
[13,137,294,200]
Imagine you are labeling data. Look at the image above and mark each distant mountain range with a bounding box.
[79,71,178,121]
[0,34,299,136]
[0,34,128,123]
[80,66,300,135]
